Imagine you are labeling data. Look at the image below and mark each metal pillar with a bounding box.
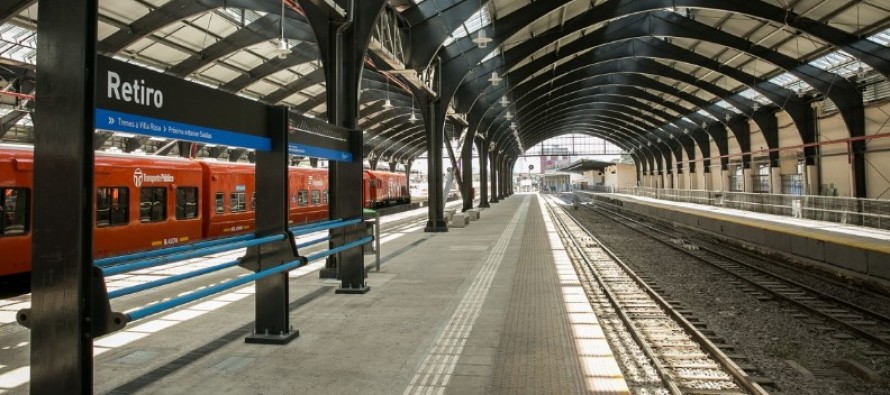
[477,139,490,208]
[498,158,504,198]
[243,106,300,344]
[489,149,499,203]
[300,0,384,290]
[461,131,474,211]
[420,79,448,232]
[29,0,97,393]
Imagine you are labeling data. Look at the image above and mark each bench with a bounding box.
[465,208,482,221]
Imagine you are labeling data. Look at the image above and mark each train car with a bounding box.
[94,153,205,256]
[363,170,410,208]
[0,145,33,276]
[200,161,256,239]
[288,167,329,225]
[0,145,413,277]
[0,146,206,276]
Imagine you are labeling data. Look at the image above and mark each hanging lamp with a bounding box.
[272,1,292,59]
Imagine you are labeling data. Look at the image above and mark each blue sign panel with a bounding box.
[288,143,353,162]
[96,108,271,151]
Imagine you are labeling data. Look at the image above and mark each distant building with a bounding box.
[539,146,572,173]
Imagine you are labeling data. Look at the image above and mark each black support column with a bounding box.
[419,79,448,232]
[29,0,97,393]
[489,148,499,203]
[299,1,384,290]
[243,106,300,344]
[477,138,490,208]
[461,133,474,211]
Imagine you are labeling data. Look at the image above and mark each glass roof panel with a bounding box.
[738,88,773,105]
[443,6,491,47]
[0,24,37,65]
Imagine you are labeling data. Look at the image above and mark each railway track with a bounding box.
[541,195,768,395]
[578,197,890,354]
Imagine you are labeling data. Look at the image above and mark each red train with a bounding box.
[0,145,409,276]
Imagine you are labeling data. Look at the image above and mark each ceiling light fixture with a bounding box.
[488,71,502,86]
[273,0,291,59]
[500,96,509,106]
[472,29,493,48]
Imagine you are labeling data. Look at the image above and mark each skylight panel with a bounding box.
[768,72,814,94]
[715,100,741,114]
[867,27,890,46]
[480,47,500,63]
[738,88,772,105]
[221,8,266,25]
[443,6,491,47]
[0,24,37,65]
[695,109,717,120]
[809,49,871,78]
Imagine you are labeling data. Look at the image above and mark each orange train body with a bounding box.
[0,146,408,276]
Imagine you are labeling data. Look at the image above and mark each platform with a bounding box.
[0,194,629,394]
[579,191,890,285]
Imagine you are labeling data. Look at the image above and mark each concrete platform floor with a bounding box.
[0,193,628,394]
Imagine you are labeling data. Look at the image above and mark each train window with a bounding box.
[1,188,29,236]
[311,190,320,205]
[215,192,225,214]
[251,192,256,211]
[322,191,328,204]
[97,187,129,227]
[298,190,308,207]
[176,187,199,220]
[230,192,247,213]
[140,187,167,222]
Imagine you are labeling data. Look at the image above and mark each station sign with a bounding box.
[94,55,271,151]
[287,112,354,162]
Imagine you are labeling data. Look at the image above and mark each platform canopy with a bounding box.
[559,159,615,174]
[2,0,890,169]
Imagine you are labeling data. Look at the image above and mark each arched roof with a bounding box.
[2,0,890,167]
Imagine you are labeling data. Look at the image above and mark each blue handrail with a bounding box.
[296,235,330,249]
[290,218,362,236]
[96,219,344,268]
[101,234,286,277]
[289,218,344,233]
[108,235,332,299]
[125,236,373,322]
[94,234,255,267]
[108,259,240,299]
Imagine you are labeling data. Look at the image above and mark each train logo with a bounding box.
[134,168,144,187]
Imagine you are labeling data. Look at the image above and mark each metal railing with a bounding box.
[611,187,890,231]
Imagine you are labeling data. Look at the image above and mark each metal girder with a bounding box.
[221,42,319,92]
[597,0,890,77]
[167,14,314,77]
[99,0,309,54]
[0,0,32,25]
[0,109,29,137]
[263,67,326,103]
[462,11,851,179]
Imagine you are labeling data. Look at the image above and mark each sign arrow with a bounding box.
[108,117,115,125]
